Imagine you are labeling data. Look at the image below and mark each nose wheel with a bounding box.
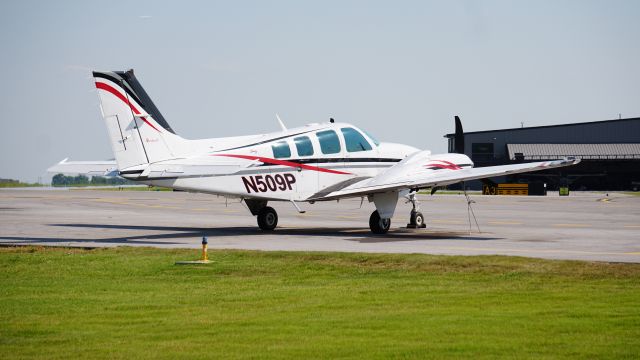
[406,193,426,229]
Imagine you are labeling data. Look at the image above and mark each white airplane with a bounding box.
[49,69,580,234]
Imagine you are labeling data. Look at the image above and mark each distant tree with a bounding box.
[52,174,68,186]
[74,175,89,185]
[52,174,135,186]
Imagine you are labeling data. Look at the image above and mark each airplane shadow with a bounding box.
[1,223,500,244]
[42,224,499,243]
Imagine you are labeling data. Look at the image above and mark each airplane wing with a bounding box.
[47,159,119,176]
[310,150,581,200]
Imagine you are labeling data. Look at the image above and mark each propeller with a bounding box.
[454,115,465,154]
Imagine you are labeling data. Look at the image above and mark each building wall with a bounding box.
[448,118,640,164]
[445,117,640,190]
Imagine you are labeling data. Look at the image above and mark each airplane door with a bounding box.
[315,130,344,192]
[290,136,316,198]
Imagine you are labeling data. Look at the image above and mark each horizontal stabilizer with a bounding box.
[47,159,119,177]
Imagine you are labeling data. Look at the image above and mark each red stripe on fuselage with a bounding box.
[214,154,352,175]
[95,81,161,132]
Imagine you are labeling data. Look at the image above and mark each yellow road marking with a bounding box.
[93,199,130,205]
[624,225,640,228]
[146,205,182,209]
[553,223,591,228]
[432,219,465,224]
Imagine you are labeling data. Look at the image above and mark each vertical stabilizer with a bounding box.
[92,69,184,170]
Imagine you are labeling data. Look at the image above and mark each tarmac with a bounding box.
[1,189,639,263]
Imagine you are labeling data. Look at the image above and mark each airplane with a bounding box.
[48,69,580,234]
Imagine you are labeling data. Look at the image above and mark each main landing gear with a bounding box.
[245,199,278,231]
[257,207,278,231]
[369,192,426,234]
[369,210,391,234]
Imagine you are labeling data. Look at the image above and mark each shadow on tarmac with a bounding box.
[0,224,499,247]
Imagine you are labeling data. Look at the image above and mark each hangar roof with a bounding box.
[507,143,640,160]
[444,117,640,138]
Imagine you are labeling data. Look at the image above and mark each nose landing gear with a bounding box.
[406,193,426,229]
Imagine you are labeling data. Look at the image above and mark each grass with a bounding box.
[0,182,44,188]
[1,247,639,359]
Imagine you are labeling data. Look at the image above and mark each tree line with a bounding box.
[51,174,134,186]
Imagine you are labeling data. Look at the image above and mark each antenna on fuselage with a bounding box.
[276,114,287,131]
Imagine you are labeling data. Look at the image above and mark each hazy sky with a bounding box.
[1,0,639,182]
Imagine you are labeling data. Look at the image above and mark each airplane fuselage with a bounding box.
[131,122,473,202]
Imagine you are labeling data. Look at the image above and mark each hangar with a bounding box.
[445,117,640,191]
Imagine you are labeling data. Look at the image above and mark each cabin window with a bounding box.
[271,141,291,159]
[316,130,341,154]
[294,136,314,156]
[341,127,373,152]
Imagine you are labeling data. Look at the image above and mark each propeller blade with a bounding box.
[454,115,465,154]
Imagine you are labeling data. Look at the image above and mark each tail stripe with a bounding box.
[95,81,161,132]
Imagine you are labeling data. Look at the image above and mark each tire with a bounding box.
[257,206,278,231]
[369,210,391,234]
[414,211,425,228]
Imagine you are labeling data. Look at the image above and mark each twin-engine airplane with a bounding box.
[49,70,580,234]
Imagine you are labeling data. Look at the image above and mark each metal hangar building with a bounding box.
[445,117,640,191]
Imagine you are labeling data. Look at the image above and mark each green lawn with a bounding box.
[0,182,44,188]
[1,247,639,359]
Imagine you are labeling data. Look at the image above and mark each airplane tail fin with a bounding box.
[92,70,185,171]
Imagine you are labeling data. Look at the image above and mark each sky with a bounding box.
[1,0,639,182]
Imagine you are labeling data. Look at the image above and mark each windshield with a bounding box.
[361,129,380,146]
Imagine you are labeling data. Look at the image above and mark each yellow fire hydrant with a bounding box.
[201,236,208,262]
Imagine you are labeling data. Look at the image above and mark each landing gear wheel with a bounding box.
[257,206,278,231]
[369,210,391,234]
[407,210,426,229]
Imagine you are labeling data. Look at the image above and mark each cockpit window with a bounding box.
[341,127,373,152]
[271,141,291,159]
[361,129,380,146]
[316,130,341,154]
[294,136,314,156]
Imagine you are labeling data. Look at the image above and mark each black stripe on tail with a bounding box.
[92,69,175,134]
